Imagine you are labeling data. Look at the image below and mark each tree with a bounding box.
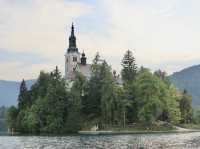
[13,66,71,134]
[30,71,51,101]
[43,66,69,133]
[154,69,167,80]
[135,69,167,124]
[86,53,104,119]
[22,106,40,133]
[154,69,170,86]
[18,79,29,109]
[121,50,137,83]
[193,110,200,124]
[100,61,116,125]
[180,90,193,123]
[6,106,18,132]
[121,50,137,123]
[159,86,181,124]
[71,72,88,110]
[67,72,88,132]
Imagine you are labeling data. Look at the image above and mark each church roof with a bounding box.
[77,63,92,79]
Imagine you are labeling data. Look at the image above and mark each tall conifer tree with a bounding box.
[18,79,28,109]
[121,50,137,83]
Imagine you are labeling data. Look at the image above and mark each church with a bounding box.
[65,23,92,81]
[65,23,122,85]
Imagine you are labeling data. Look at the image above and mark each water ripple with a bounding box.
[1,132,200,149]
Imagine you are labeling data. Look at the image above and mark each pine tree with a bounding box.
[86,53,103,119]
[18,79,28,109]
[44,66,69,133]
[100,61,115,125]
[121,50,137,83]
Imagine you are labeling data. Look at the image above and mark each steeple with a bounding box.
[68,22,78,53]
[71,22,75,37]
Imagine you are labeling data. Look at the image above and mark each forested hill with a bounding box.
[0,80,35,107]
[170,65,200,107]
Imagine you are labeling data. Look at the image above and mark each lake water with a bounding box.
[1,132,200,149]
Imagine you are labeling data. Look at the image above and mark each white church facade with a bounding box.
[65,23,92,81]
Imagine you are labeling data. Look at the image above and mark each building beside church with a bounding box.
[65,23,91,81]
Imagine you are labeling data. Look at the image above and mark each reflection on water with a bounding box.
[0,132,200,149]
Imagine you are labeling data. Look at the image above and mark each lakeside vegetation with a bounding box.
[6,50,195,134]
[0,106,7,132]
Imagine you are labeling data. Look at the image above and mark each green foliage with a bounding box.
[161,86,181,124]
[6,106,18,131]
[6,52,194,134]
[154,69,170,85]
[193,110,200,124]
[30,71,51,102]
[180,90,193,123]
[135,69,165,124]
[85,54,106,119]
[100,61,117,125]
[6,67,71,134]
[64,104,81,133]
[133,68,182,125]
[121,50,137,83]
[18,79,29,109]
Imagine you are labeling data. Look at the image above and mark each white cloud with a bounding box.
[0,0,93,56]
[1,0,200,80]
[85,0,200,74]
[0,0,93,80]
[0,61,56,81]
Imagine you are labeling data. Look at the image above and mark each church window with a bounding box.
[73,57,77,62]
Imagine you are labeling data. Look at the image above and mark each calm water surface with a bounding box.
[1,132,200,149]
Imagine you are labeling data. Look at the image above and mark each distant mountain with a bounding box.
[0,79,35,107]
[170,65,200,107]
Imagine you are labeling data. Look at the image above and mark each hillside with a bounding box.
[0,80,35,107]
[170,65,200,107]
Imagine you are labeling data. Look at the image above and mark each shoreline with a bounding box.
[78,129,200,135]
[3,128,200,136]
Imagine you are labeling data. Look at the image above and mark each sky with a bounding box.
[1,0,200,81]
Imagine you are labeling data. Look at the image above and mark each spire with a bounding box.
[68,22,78,52]
[71,22,75,37]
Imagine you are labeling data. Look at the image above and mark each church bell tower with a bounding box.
[65,23,80,80]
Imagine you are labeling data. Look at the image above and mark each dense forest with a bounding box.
[6,50,194,134]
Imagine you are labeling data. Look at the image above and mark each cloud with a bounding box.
[0,61,54,81]
[0,0,93,55]
[0,0,93,80]
[1,0,200,80]
[82,0,200,74]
